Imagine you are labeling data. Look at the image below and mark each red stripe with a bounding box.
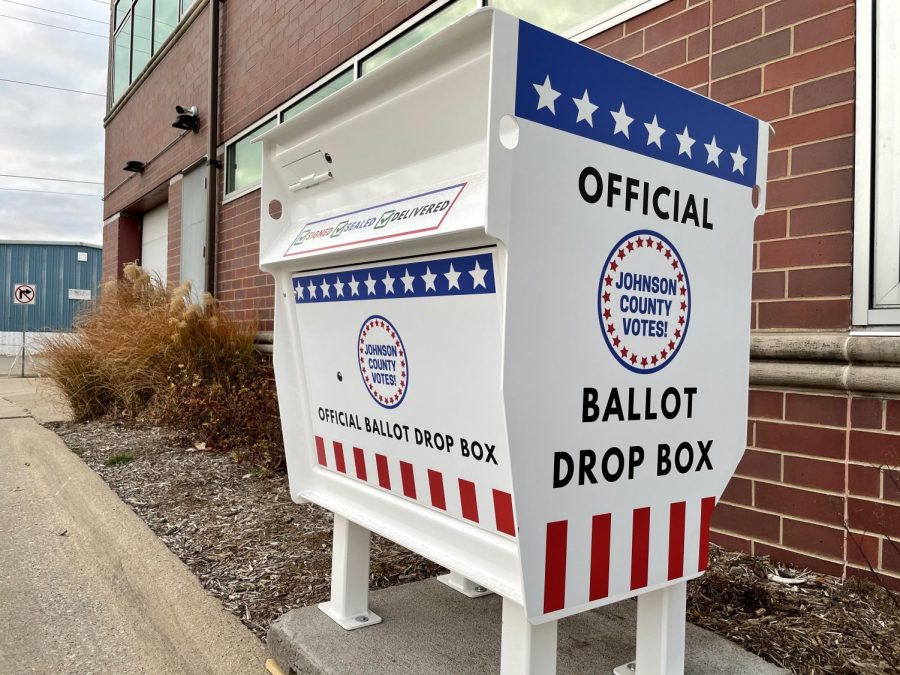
[589,513,611,601]
[698,496,716,572]
[314,436,327,466]
[492,489,515,536]
[400,461,417,499]
[630,507,651,590]
[427,470,446,510]
[376,453,391,489]
[333,441,347,474]
[458,479,479,522]
[668,501,686,580]
[353,447,367,481]
[543,520,568,613]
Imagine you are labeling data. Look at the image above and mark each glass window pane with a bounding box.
[154,0,179,51]
[490,0,628,35]
[226,119,277,194]
[115,0,131,29]
[181,0,198,17]
[360,0,478,75]
[113,18,132,100]
[282,69,354,122]
[131,0,152,78]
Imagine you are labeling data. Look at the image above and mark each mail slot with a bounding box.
[259,8,769,673]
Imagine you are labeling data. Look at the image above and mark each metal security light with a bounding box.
[123,160,145,173]
[172,105,200,132]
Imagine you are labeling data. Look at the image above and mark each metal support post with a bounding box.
[21,305,26,378]
[437,570,492,597]
[500,596,557,675]
[318,514,382,630]
[614,581,687,675]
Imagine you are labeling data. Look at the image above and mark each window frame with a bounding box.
[852,0,900,327]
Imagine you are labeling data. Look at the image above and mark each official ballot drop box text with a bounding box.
[259,5,768,654]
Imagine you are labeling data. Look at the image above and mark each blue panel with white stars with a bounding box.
[292,252,495,303]
[515,21,758,187]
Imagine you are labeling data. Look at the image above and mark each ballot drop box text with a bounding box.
[259,8,769,673]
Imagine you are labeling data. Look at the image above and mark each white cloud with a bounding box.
[0,0,108,244]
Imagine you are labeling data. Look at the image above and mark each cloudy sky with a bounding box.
[0,0,108,245]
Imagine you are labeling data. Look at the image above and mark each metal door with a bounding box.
[180,165,207,297]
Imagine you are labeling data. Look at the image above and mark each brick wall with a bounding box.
[167,176,183,283]
[727,390,900,589]
[101,213,141,282]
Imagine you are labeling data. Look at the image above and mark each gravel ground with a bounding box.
[52,420,900,673]
[51,420,443,640]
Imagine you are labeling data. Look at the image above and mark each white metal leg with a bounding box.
[318,514,382,630]
[614,581,687,675]
[500,596,557,675]
[437,570,493,597]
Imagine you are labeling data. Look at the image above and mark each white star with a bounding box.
[382,270,395,294]
[469,261,488,289]
[401,269,415,293]
[293,283,304,301]
[610,103,633,138]
[730,145,747,174]
[364,273,377,295]
[643,115,665,148]
[705,136,722,166]
[444,264,461,290]
[333,277,345,297]
[421,266,436,292]
[676,126,695,158]
[572,89,598,127]
[319,278,330,298]
[533,75,561,114]
[348,275,360,296]
[307,279,317,299]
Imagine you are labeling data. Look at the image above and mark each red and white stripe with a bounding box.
[313,435,516,539]
[541,497,715,614]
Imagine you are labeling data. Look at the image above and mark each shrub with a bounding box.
[41,265,283,469]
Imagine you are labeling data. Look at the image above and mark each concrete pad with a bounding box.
[0,376,71,423]
[268,579,784,675]
[0,415,266,674]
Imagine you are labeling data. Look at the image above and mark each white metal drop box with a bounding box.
[260,8,768,673]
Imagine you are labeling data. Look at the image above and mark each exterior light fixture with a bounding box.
[123,160,145,173]
[172,105,200,132]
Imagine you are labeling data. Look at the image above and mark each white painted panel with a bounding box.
[141,202,169,284]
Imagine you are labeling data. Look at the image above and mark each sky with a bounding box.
[0,0,109,245]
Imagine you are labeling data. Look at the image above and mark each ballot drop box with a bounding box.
[259,8,769,674]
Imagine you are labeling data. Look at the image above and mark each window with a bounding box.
[225,119,276,196]
[282,69,354,122]
[110,0,194,104]
[853,0,900,325]
[491,0,649,36]
[361,0,478,75]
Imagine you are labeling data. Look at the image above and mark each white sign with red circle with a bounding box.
[599,230,690,373]
[358,315,408,408]
[13,283,36,305]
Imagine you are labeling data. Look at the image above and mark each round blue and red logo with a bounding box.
[358,315,408,408]
[598,230,691,374]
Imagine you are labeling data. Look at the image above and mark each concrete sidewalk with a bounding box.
[0,380,266,674]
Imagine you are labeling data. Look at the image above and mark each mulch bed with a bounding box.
[52,420,900,674]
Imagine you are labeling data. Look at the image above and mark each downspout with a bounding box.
[205,0,222,296]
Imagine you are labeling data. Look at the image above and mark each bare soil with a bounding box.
[52,420,900,674]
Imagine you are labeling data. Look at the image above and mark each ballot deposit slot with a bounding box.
[259,9,768,674]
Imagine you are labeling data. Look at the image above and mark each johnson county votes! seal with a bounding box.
[358,315,409,408]
[598,230,691,374]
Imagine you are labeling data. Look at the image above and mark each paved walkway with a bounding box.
[0,379,267,674]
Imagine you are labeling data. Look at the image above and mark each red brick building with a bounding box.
[102,0,900,587]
